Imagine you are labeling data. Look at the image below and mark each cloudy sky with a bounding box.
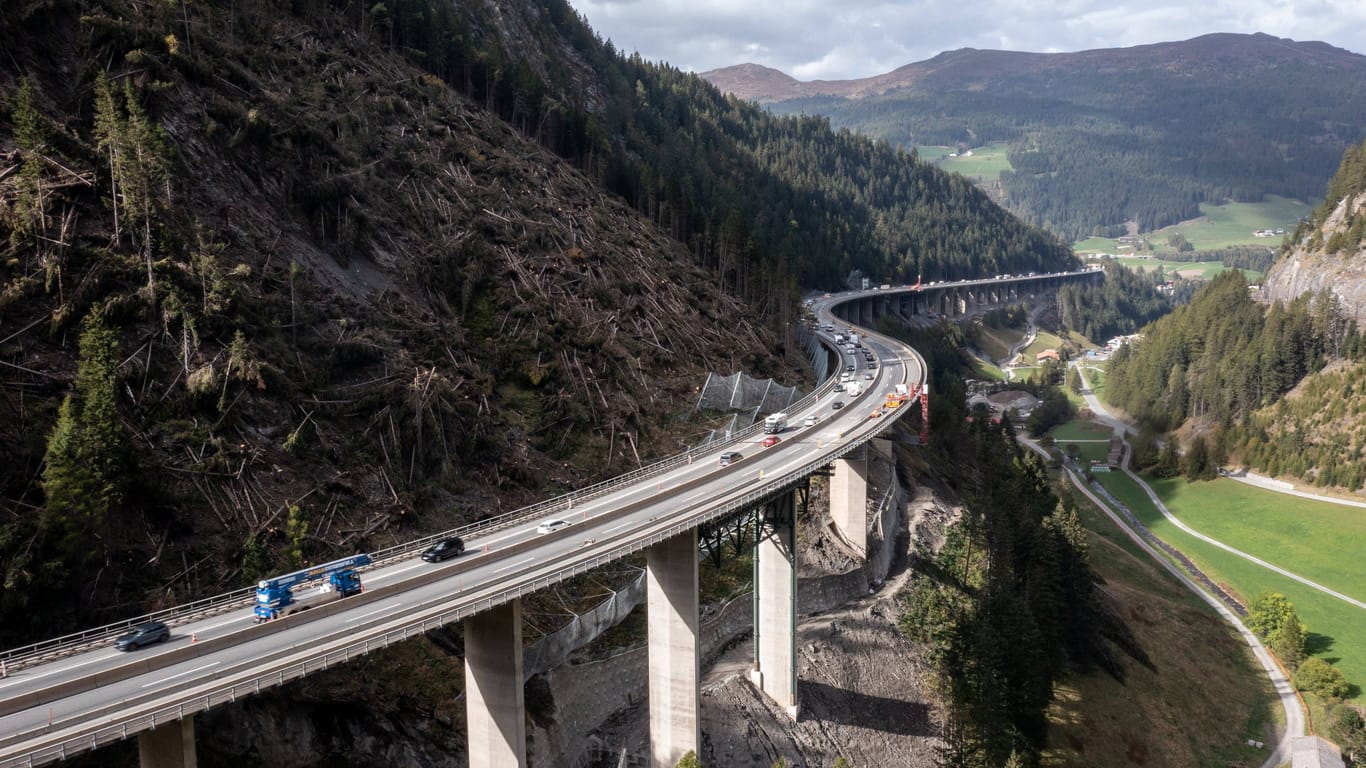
[566,0,1366,80]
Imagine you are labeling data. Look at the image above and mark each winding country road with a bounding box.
[1065,364,1307,767]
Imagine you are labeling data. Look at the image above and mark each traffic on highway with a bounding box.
[0,292,928,768]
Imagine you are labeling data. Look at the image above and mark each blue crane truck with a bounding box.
[254,554,372,623]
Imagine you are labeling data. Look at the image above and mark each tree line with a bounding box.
[1291,136,1366,256]
[769,54,1366,240]
[1104,271,1366,490]
[282,0,1077,306]
[1056,260,1171,343]
[885,321,1134,767]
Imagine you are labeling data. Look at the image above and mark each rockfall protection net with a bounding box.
[523,568,646,681]
[693,371,805,445]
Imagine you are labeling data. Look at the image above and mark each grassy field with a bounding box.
[970,355,1005,381]
[1043,474,1280,766]
[939,142,1013,180]
[1101,256,1263,281]
[1147,196,1314,251]
[1078,365,1106,397]
[1072,196,1314,255]
[1048,420,1114,463]
[913,144,956,162]
[1022,330,1068,361]
[974,324,1027,363]
[1050,420,1113,441]
[1096,471,1366,705]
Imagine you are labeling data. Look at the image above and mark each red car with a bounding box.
[761,435,782,447]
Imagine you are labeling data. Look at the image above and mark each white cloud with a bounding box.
[568,0,1366,79]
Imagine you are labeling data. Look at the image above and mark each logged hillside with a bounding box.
[705,34,1366,240]
[0,0,1073,647]
[0,0,784,646]
[1264,137,1366,321]
[349,0,1076,285]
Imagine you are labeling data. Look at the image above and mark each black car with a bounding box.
[114,620,170,651]
[831,401,845,410]
[421,537,465,562]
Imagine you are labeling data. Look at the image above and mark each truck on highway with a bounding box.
[764,412,788,434]
[254,554,372,622]
[885,383,912,409]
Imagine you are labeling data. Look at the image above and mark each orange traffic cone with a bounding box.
[191,632,198,643]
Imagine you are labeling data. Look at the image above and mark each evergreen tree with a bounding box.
[40,310,128,559]
[1273,615,1305,671]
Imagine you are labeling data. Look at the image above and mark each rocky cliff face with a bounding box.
[1262,191,1366,325]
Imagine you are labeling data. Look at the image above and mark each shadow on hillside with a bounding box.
[797,680,936,736]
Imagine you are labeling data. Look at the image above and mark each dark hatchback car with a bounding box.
[114,620,170,651]
[421,537,466,562]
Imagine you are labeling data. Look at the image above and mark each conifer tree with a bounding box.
[40,310,128,558]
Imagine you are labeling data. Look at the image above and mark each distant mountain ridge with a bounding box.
[702,33,1364,104]
[702,33,1366,239]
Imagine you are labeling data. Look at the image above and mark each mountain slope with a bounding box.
[0,0,1076,646]
[703,33,1366,239]
[1264,137,1366,318]
[0,0,784,644]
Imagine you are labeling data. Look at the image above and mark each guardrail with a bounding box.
[0,336,846,673]
[0,302,920,766]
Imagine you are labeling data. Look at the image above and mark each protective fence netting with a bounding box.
[688,328,839,446]
[693,371,804,445]
[523,568,646,681]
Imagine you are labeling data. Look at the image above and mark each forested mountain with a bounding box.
[338,0,1076,286]
[1106,267,1366,490]
[1057,261,1171,342]
[704,34,1366,240]
[0,0,1071,648]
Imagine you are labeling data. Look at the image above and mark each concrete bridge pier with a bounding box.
[829,451,868,557]
[465,599,526,768]
[646,530,701,767]
[138,717,196,768]
[750,490,800,720]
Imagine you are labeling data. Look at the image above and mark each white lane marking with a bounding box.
[370,562,423,580]
[605,521,633,533]
[493,557,535,575]
[481,529,526,546]
[197,614,255,633]
[142,661,220,688]
[345,602,402,624]
[0,650,116,688]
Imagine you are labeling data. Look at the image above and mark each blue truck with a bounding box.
[253,554,372,623]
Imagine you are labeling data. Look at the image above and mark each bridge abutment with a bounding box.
[465,599,526,768]
[646,530,700,767]
[138,717,195,768]
[749,490,799,720]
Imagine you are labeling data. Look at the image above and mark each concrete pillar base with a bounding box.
[138,717,195,768]
[646,530,700,768]
[465,600,526,768]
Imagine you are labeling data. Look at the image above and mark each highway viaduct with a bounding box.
[0,268,1099,768]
